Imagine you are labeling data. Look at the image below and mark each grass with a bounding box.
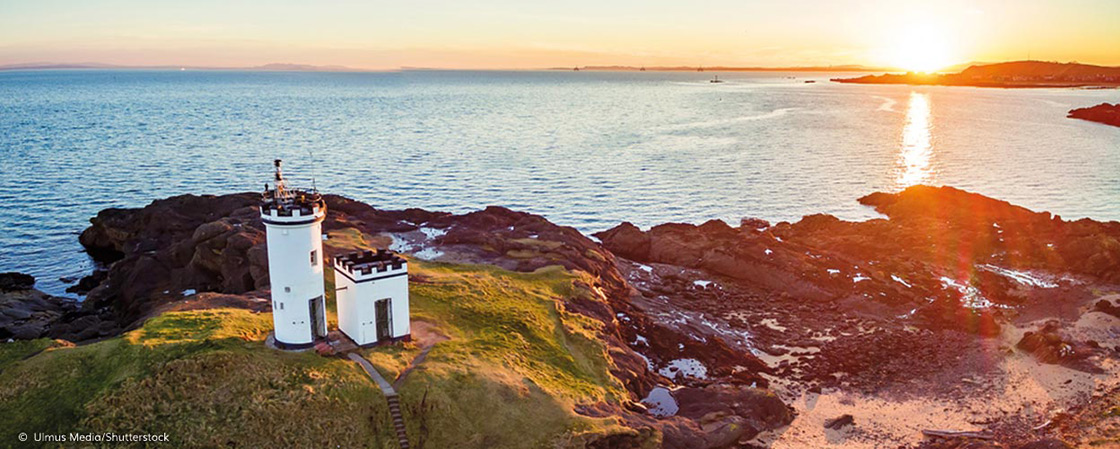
[0,309,395,448]
[406,263,621,400]
[388,261,640,448]
[0,338,56,368]
[0,257,647,448]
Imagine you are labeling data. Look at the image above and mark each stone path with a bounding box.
[346,322,448,449]
[393,344,436,390]
[348,353,409,449]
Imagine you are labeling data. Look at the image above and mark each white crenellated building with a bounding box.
[333,249,411,346]
[260,159,328,349]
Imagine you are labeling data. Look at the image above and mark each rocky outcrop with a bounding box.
[72,194,269,331]
[0,272,36,292]
[1093,299,1120,318]
[597,185,1120,339]
[0,273,86,340]
[1068,103,1120,128]
[856,185,1120,284]
[1016,321,1102,372]
[672,385,794,441]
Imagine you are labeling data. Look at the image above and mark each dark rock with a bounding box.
[0,272,35,291]
[1093,299,1120,318]
[66,269,107,294]
[1016,322,1100,371]
[1068,103,1120,128]
[593,222,651,261]
[698,413,749,448]
[1,306,33,320]
[72,193,268,333]
[673,385,794,441]
[0,287,81,341]
[9,322,46,340]
[824,414,854,430]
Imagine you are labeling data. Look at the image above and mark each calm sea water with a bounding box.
[1,70,1118,296]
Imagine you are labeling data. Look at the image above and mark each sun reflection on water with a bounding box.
[897,91,934,187]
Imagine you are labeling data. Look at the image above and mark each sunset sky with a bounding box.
[1,0,1117,70]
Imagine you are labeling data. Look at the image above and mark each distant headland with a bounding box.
[1068,103,1120,127]
[832,61,1120,88]
[0,62,370,72]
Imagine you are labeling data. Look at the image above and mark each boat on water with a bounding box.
[710,75,723,83]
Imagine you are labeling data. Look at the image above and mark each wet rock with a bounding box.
[673,384,794,441]
[0,285,81,340]
[698,412,749,448]
[1016,322,1099,371]
[66,269,107,294]
[0,272,36,292]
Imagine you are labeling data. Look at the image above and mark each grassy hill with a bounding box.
[0,260,648,448]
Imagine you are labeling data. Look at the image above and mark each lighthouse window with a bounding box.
[310,250,318,266]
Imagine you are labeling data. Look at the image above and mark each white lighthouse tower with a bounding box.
[260,159,328,349]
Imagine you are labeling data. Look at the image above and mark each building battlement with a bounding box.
[259,159,326,224]
[259,189,326,219]
[334,250,407,278]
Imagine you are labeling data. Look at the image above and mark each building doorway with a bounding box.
[309,296,327,339]
[375,298,392,341]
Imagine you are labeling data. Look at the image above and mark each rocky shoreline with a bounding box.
[3,186,1119,448]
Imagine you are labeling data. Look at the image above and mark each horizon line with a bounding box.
[3,59,1118,74]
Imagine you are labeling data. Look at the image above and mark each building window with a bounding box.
[310,250,318,266]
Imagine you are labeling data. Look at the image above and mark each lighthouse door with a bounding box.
[375,298,392,341]
[309,296,326,339]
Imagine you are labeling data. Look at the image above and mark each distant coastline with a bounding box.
[551,64,892,72]
[832,60,1120,88]
[1,62,895,73]
[0,62,373,72]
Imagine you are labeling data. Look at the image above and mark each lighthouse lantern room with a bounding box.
[260,159,328,349]
[334,249,411,346]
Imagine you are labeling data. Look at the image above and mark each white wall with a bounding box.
[334,262,410,345]
[265,219,325,346]
[334,269,364,344]
[384,275,411,339]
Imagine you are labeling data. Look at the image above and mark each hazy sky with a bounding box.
[1,0,1117,69]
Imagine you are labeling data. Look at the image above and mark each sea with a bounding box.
[1,69,1117,296]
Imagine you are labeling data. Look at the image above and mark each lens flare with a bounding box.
[897,91,934,188]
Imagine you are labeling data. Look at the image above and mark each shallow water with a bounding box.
[1,70,1117,296]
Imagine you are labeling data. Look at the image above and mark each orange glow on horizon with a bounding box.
[0,1,1118,69]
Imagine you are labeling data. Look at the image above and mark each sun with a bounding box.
[888,23,955,72]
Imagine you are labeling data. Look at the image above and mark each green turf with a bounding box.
[0,260,652,448]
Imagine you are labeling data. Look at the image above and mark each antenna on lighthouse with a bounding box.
[305,148,318,193]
